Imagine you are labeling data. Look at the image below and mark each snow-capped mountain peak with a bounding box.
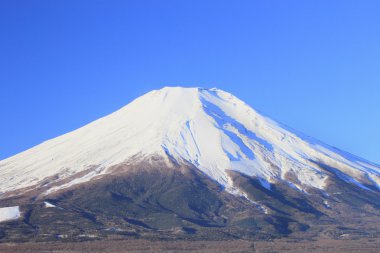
[1,87,379,195]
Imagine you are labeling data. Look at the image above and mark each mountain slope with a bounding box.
[1,87,379,196]
[0,87,380,242]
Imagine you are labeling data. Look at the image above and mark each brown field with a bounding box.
[0,238,379,253]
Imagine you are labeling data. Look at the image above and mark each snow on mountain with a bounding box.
[0,206,20,223]
[1,87,379,196]
[44,201,56,208]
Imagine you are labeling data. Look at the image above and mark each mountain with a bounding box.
[1,87,380,242]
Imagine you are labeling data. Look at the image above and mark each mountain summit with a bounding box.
[1,87,380,241]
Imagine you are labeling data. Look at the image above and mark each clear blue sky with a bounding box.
[1,1,379,164]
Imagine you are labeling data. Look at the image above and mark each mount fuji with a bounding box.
[1,87,380,241]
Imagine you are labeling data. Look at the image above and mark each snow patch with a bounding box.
[243,195,269,214]
[44,201,56,208]
[0,206,20,222]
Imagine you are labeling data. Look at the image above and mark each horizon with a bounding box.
[1,1,380,164]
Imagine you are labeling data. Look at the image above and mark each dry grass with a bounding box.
[0,238,379,253]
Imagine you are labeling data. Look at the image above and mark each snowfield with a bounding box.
[0,87,379,196]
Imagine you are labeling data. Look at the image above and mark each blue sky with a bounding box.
[1,1,379,164]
